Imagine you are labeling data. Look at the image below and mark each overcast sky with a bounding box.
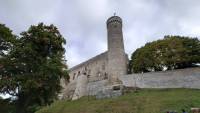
[1,0,200,68]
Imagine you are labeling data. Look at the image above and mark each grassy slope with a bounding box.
[36,89,200,113]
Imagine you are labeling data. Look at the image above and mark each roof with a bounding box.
[69,51,108,72]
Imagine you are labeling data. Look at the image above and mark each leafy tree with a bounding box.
[0,97,15,113]
[0,23,69,113]
[129,36,200,73]
[0,24,17,56]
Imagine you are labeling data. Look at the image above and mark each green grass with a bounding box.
[36,89,200,113]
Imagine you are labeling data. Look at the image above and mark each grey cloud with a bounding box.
[0,0,200,67]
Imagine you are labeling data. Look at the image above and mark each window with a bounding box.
[102,63,105,70]
[72,73,76,80]
[97,72,101,77]
[88,69,91,75]
[104,72,108,79]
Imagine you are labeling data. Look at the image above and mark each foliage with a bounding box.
[0,23,68,113]
[0,97,15,113]
[36,89,200,113]
[0,24,16,57]
[129,36,200,73]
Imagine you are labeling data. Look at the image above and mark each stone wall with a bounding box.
[69,52,109,82]
[60,80,77,99]
[87,80,109,96]
[68,16,128,84]
[72,74,88,100]
[61,67,200,100]
[119,67,200,89]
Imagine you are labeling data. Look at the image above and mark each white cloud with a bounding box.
[0,0,200,68]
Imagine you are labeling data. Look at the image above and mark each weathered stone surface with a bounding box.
[95,84,123,99]
[96,89,122,99]
[60,15,200,100]
[61,67,200,100]
[72,74,88,100]
[87,80,109,96]
[69,52,109,82]
[67,15,127,84]
[119,67,200,89]
[61,15,128,100]
[107,16,127,80]
[60,80,77,100]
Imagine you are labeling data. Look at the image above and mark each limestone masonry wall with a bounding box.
[62,15,200,100]
[87,80,109,96]
[107,16,127,78]
[61,67,200,100]
[69,52,109,82]
[119,67,200,89]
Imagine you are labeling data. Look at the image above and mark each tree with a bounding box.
[129,36,200,73]
[0,23,18,97]
[0,97,15,113]
[0,23,69,113]
[0,24,16,57]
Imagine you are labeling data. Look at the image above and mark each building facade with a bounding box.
[60,16,200,100]
[68,15,128,83]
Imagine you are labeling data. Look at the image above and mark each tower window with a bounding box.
[98,72,101,77]
[88,69,91,74]
[102,64,105,70]
[73,75,75,80]
[104,72,108,79]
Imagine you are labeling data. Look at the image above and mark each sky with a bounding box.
[0,0,200,68]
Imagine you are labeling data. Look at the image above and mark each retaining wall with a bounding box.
[119,67,200,89]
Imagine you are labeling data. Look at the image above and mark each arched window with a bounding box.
[73,74,76,80]
[102,63,105,70]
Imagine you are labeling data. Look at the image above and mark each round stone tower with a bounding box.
[107,15,127,83]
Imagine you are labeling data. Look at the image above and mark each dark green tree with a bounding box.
[0,24,17,56]
[0,23,69,113]
[0,24,17,113]
[129,36,200,73]
[0,97,15,113]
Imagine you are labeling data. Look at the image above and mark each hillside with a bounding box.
[36,89,200,113]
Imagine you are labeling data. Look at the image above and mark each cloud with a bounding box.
[0,0,200,67]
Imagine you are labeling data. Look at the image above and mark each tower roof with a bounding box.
[106,16,122,25]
